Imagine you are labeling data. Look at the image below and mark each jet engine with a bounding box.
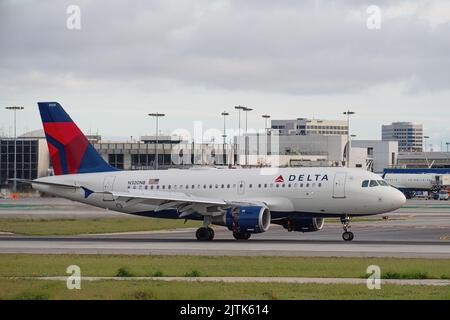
[280,217,325,232]
[224,206,271,233]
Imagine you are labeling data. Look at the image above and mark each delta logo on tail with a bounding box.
[38,102,117,175]
[275,175,284,183]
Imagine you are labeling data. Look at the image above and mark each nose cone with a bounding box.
[391,188,406,210]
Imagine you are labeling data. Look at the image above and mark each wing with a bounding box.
[109,191,257,217]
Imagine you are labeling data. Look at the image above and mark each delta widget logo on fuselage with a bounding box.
[275,174,329,183]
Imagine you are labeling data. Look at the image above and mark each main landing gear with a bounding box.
[195,227,215,241]
[340,216,354,242]
[196,216,215,241]
[232,231,251,240]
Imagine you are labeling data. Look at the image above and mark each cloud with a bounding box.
[1,0,450,95]
[0,0,449,146]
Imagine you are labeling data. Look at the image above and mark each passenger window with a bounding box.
[370,180,379,187]
[362,180,369,188]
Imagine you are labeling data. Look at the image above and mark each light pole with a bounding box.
[262,114,271,165]
[148,113,165,170]
[262,114,271,134]
[446,142,450,153]
[234,105,245,165]
[221,111,229,166]
[424,136,430,152]
[5,106,24,193]
[343,110,355,168]
[424,135,430,167]
[243,107,253,166]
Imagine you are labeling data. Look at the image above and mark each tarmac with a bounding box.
[0,198,449,258]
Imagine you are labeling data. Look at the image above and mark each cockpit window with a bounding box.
[362,180,369,188]
[370,180,379,187]
[378,180,389,186]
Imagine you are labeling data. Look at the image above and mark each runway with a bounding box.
[1,224,450,258]
[0,198,450,258]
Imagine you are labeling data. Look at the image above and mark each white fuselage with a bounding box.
[33,167,406,218]
[384,173,439,191]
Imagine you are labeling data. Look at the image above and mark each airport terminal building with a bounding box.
[271,118,348,136]
[0,118,411,189]
[0,130,50,188]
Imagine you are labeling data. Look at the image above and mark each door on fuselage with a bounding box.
[103,176,116,201]
[333,173,347,198]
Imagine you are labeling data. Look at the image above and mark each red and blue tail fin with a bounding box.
[38,102,118,175]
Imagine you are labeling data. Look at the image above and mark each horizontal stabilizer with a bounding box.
[8,178,78,189]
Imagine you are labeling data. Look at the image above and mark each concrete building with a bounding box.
[0,130,50,188]
[1,127,400,189]
[271,118,348,136]
[382,122,423,152]
[352,140,399,173]
[94,138,235,170]
[397,152,450,169]
[236,133,370,169]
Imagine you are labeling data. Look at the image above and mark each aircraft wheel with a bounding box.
[233,231,251,240]
[196,227,213,241]
[207,227,215,240]
[342,231,354,242]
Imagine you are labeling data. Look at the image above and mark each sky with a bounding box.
[1,0,450,149]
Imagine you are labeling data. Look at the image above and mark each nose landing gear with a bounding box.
[340,216,354,241]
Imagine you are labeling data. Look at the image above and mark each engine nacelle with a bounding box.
[225,206,271,233]
[282,217,324,232]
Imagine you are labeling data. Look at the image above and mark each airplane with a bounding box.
[13,102,406,242]
[383,168,450,198]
